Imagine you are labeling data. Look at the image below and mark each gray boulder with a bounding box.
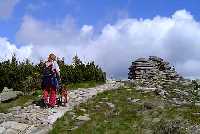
[0,87,23,102]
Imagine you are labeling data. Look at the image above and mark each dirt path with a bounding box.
[0,81,123,134]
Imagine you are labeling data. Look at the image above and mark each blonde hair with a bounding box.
[48,53,56,61]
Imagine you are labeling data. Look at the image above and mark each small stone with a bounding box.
[144,102,155,109]
[151,112,159,118]
[101,97,108,100]
[76,115,91,121]
[126,88,132,91]
[105,102,115,109]
[132,124,137,128]
[2,87,13,92]
[132,99,140,103]
[8,106,21,112]
[68,126,79,131]
[195,103,200,106]
[23,126,38,134]
[68,112,75,116]
[152,118,161,123]
[192,113,200,116]
[29,127,49,134]
[24,100,33,106]
[127,98,140,103]
[0,127,6,134]
[143,129,153,134]
[143,117,152,122]
[80,108,86,112]
[95,105,101,109]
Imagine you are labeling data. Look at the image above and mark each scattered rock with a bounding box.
[101,97,108,100]
[192,113,200,116]
[98,102,104,104]
[143,102,155,110]
[136,87,156,92]
[68,112,76,116]
[195,103,200,106]
[143,129,153,134]
[8,106,21,112]
[155,88,168,97]
[68,126,79,131]
[24,100,34,106]
[2,87,13,92]
[95,105,101,109]
[80,108,86,112]
[152,118,161,123]
[188,124,200,134]
[126,88,132,91]
[105,102,115,109]
[76,114,91,121]
[127,98,140,103]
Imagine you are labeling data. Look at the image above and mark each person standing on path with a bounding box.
[41,53,60,108]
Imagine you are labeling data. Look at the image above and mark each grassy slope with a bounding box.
[50,87,157,134]
[50,85,200,134]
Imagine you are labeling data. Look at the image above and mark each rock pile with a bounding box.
[126,56,197,106]
[128,56,183,87]
[0,87,23,103]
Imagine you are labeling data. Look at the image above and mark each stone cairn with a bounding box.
[128,56,183,88]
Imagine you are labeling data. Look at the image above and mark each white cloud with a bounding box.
[2,9,200,79]
[0,0,20,19]
[81,25,93,36]
[0,37,32,61]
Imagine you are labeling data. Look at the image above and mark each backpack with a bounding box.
[43,64,54,77]
[41,63,54,89]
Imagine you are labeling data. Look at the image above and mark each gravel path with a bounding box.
[0,81,123,134]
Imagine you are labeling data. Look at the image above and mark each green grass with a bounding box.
[50,87,161,134]
[50,85,200,134]
[0,90,41,113]
[0,95,39,113]
[67,81,105,90]
[176,105,200,124]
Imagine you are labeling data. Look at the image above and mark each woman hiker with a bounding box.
[41,53,60,108]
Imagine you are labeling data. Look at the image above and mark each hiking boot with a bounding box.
[40,99,48,108]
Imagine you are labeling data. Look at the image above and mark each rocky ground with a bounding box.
[0,81,123,134]
[1,79,200,134]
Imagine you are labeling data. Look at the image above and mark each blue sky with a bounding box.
[1,0,200,78]
[1,0,200,43]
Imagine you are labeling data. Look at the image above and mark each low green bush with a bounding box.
[0,54,106,94]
